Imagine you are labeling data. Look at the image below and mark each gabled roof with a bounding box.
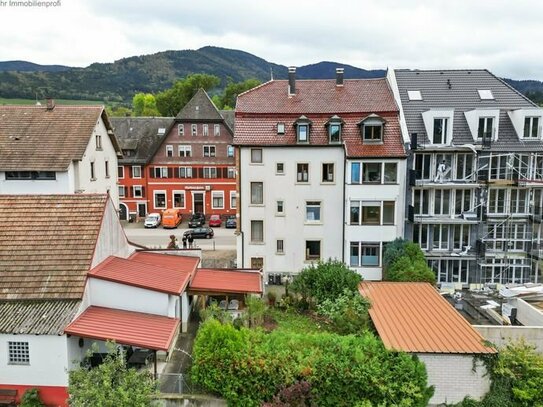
[0,105,121,171]
[89,255,195,295]
[359,282,495,354]
[128,251,200,273]
[394,69,543,151]
[110,117,174,165]
[0,194,108,300]
[189,268,262,294]
[0,299,81,335]
[175,88,224,121]
[65,306,179,351]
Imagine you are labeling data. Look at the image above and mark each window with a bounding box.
[251,220,264,243]
[96,134,102,150]
[191,124,197,136]
[203,145,216,157]
[153,167,168,178]
[276,200,284,215]
[5,171,55,180]
[433,118,448,144]
[488,188,506,213]
[132,165,142,178]
[118,185,126,198]
[166,145,173,157]
[351,162,361,184]
[297,124,308,142]
[179,167,193,178]
[277,123,285,135]
[203,167,217,178]
[306,201,321,222]
[434,189,451,215]
[173,191,185,208]
[104,161,110,178]
[362,202,380,224]
[214,124,220,136]
[432,224,450,250]
[297,163,309,182]
[455,154,474,180]
[276,239,284,254]
[178,124,184,136]
[90,162,96,180]
[413,224,429,250]
[407,90,422,100]
[8,341,29,365]
[361,243,380,266]
[329,123,341,143]
[478,117,494,139]
[322,163,334,183]
[524,117,540,138]
[230,191,237,209]
[158,127,166,136]
[251,148,262,163]
[350,242,360,267]
[179,145,192,157]
[383,163,397,183]
[363,124,382,141]
[212,191,224,209]
[414,154,431,180]
[276,163,284,175]
[203,124,209,136]
[154,192,166,209]
[227,167,236,178]
[118,166,124,179]
[305,240,321,260]
[350,201,360,224]
[227,145,234,157]
[250,182,263,204]
[413,189,430,215]
[133,185,143,198]
[454,189,472,215]
[510,189,528,214]
[362,163,381,183]
[383,201,395,225]
[453,224,470,250]
[478,89,494,100]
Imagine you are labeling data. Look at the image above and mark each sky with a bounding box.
[0,0,542,80]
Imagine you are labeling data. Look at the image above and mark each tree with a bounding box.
[68,342,156,407]
[213,78,261,110]
[317,288,370,335]
[105,105,132,117]
[383,238,436,284]
[155,74,220,116]
[132,93,159,116]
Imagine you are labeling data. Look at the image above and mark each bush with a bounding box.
[262,381,313,407]
[383,239,435,284]
[199,303,232,323]
[316,289,370,335]
[20,388,44,407]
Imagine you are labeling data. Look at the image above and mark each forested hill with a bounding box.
[0,46,541,105]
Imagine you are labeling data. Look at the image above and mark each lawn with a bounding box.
[268,308,328,334]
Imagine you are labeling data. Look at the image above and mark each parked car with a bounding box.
[209,214,222,227]
[183,227,214,239]
[144,213,161,228]
[225,215,237,229]
[162,209,182,229]
[188,213,206,228]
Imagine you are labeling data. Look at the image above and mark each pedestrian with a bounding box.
[188,234,194,249]
[182,235,187,249]
[434,159,447,183]
[167,234,178,249]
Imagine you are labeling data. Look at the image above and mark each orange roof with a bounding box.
[129,251,199,273]
[189,268,262,294]
[89,256,194,295]
[65,306,179,351]
[359,282,495,354]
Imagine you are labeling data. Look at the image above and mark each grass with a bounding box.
[268,308,328,335]
[0,97,104,106]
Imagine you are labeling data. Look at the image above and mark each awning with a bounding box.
[65,306,179,351]
[188,268,262,295]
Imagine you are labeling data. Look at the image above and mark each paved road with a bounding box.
[122,221,237,250]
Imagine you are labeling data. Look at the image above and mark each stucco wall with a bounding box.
[475,325,543,353]
[0,170,72,194]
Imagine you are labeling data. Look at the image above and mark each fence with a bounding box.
[158,373,205,394]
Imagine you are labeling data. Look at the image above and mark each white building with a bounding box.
[0,102,122,207]
[234,68,406,281]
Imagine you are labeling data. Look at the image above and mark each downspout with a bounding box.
[342,149,346,264]
[236,145,244,268]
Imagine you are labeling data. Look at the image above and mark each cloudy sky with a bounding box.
[1,0,542,80]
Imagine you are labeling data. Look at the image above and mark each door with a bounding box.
[118,203,128,221]
[137,203,147,217]
[193,192,204,214]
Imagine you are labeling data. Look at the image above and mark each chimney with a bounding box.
[46,97,55,110]
[288,66,296,96]
[336,68,344,86]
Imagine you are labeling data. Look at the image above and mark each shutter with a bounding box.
[149,167,154,178]
[126,186,131,198]
[198,168,204,178]
[129,166,133,178]
[168,167,173,178]
[222,167,228,178]
[141,186,145,198]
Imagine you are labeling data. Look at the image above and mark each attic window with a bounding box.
[158,128,166,135]
[359,114,385,143]
[478,90,494,100]
[407,90,422,101]
[277,123,285,135]
[294,116,312,143]
[326,115,343,143]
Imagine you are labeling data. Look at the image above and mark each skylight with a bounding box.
[478,90,494,100]
[407,90,422,101]
[158,128,166,135]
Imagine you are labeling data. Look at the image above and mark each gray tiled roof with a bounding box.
[220,109,235,132]
[110,117,174,164]
[175,88,223,121]
[394,69,543,151]
[0,299,80,335]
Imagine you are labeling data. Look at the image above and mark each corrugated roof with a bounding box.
[89,255,194,295]
[0,105,112,171]
[359,282,495,354]
[0,194,107,300]
[394,69,543,151]
[65,306,179,351]
[189,268,262,294]
[176,89,224,121]
[0,299,80,335]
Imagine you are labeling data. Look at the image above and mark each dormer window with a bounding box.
[464,109,499,142]
[478,117,494,139]
[277,123,285,135]
[326,115,343,143]
[294,116,312,143]
[524,117,540,138]
[358,114,385,143]
[433,118,448,144]
[422,109,454,145]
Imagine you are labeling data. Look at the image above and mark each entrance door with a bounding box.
[137,203,147,217]
[193,192,204,214]
[119,203,128,221]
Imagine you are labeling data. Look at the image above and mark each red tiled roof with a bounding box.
[89,256,194,295]
[189,268,262,294]
[359,282,495,354]
[236,79,398,114]
[129,251,200,273]
[65,306,179,351]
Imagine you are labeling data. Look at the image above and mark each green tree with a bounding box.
[383,238,435,284]
[155,74,220,116]
[317,288,370,335]
[106,105,132,117]
[132,93,159,116]
[291,259,362,306]
[213,78,261,109]
[68,342,156,406]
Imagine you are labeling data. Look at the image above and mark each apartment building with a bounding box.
[390,69,543,286]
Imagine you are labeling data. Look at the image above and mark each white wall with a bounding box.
[510,298,543,327]
[0,171,72,194]
[417,353,490,405]
[0,334,69,386]
[475,325,543,353]
[239,146,345,274]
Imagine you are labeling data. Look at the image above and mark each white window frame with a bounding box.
[524,116,540,139]
[191,124,197,136]
[277,123,285,135]
[413,189,430,216]
[178,124,184,136]
[250,148,263,164]
[276,239,284,254]
[433,189,451,216]
[132,165,142,178]
[230,191,237,209]
[250,182,264,205]
[173,190,185,209]
[329,123,341,143]
[179,145,192,157]
[413,224,429,250]
[166,145,174,157]
[104,160,110,178]
[276,200,285,216]
[203,145,216,157]
[432,117,449,145]
[154,191,167,209]
[305,201,322,223]
[179,166,193,178]
[432,224,450,251]
[154,167,168,178]
[227,145,234,157]
[322,163,335,183]
[250,220,264,243]
[477,117,494,140]
[227,167,236,179]
[214,124,220,136]
[203,124,209,136]
[203,167,217,179]
[276,162,285,175]
[133,185,143,198]
[95,134,102,150]
[118,185,126,198]
[296,163,309,183]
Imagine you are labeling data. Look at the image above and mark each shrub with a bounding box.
[199,303,232,323]
[245,295,266,327]
[20,388,44,407]
[386,256,436,284]
[262,381,313,407]
[316,289,370,335]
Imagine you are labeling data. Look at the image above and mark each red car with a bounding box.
[208,214,222,227]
